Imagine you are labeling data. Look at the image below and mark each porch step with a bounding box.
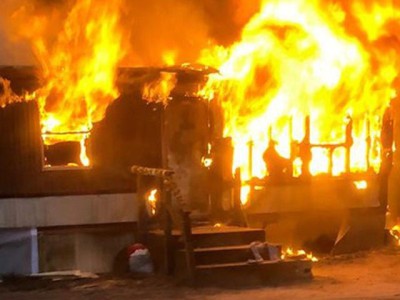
[189,226,265,248]
[179,245,251,265]
[194,259,313,286]
[147,225,313,285]
[149,226,265,249]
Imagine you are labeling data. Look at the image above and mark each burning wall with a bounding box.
[0,1,399,208]
[0,66,163,197]
[198,1,400,183]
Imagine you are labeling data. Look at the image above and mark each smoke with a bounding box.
[0,0,36,65]
[1,0,400,69]
[114,0,261,65]
[0,0,261,67]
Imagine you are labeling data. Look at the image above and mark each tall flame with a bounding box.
[0,77,21,107]
[20,0,125,166]
[198,0,399,182]
[142,72,177,106]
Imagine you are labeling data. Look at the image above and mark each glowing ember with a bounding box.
[201,157,213,168]
[390,225,400,246]
[198,0,398,190]
[353,180,368,190]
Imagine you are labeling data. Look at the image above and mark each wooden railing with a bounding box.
[131,165,195,282]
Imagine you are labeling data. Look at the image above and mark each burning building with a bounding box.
[0,0,399,278]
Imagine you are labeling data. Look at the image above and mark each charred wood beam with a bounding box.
[248,140,254,178]
[210,137,233,220]
[162,188,174,275]
[232,168,247,227]
[366,118,371,171]
[42,131,90,135]
[309,143,346,149]
[299,116,311,178]
[131,165,174,177]
[345,116,353,173]
[378,106,394,211]
[180,211,195,284]
[136,174,147,243]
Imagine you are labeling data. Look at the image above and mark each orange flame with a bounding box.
[142,72,177,106]
[21,0,125,166]
[281,247,318,262]
[198,0,398,186]
[390,225,400,246]
[353,180,368,190]
[0,77,22,108]
[162,51,177,66]
[147,189,158,216]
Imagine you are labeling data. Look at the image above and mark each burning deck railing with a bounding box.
[242,111,392,183]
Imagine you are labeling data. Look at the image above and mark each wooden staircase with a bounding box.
[148,225,313,286]
[131,165,312,286]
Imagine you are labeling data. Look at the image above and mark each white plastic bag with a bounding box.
[129,248,154,274]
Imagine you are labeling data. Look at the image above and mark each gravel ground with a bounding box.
[2,248,400,300]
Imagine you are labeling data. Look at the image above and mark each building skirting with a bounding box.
[0,193,137,228]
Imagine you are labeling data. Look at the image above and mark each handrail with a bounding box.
[131,165,195,283]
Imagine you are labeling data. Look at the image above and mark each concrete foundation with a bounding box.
[38,224,136,273]
[0,228,38,275]
[0,193,138,274]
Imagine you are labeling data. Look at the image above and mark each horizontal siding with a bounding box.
[0,193,138,228]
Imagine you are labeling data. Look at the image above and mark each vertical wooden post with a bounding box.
[345,116,353,174]
[210,137,233,219]
[248,140,253,179]
[233,168,242,212]
[300,116,311,178]
[289,116,294,160]
[160,108,174,275]
[233,167,246,227]
[163,188,174,275]
[136,174,147,243]
[180,210,196,284]
[379,107,394,210]
[366,118,371,171]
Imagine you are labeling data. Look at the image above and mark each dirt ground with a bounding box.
[2,248,400,300]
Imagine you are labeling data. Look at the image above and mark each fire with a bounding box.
[353,180,368,190]
[281,247,318,262]
[390,225,400,246]
[146,189,158,216]
[19,0,125,166]
[0,77,22,108]
[142,72,177,106]
[201,157,213,168]
[162,51,177,66]
[79,135,90,167]
[198,0,398,189]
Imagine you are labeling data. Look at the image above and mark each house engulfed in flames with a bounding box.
[0,0,400,274]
